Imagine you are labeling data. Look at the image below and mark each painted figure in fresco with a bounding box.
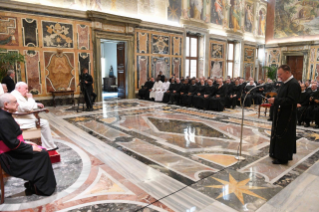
[212,0,224,25]
[190,0,203,20]
[230,0,241,32]
[211,61,223,78]
[244,4,253,32]
[212,44,223,58]
[258,9,266,36]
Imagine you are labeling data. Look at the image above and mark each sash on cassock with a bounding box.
[0,134,45,154]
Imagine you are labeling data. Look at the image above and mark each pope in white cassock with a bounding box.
[11,82,57,151]
[157,78,170,102]
[150,77,163,101]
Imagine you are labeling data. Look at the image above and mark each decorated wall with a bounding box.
[243,45,256,80]
[209,39,226,78]
[0,11,93,98]
[135,29,183,89]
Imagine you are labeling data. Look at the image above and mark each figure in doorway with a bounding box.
[79,68,97,111]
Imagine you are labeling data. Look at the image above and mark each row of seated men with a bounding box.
[0,82,57,197]
[139,75,282,111]
[297,82,319,128]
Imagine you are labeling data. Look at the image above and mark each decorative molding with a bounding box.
[87,11,142,27]
[0,0,87,19]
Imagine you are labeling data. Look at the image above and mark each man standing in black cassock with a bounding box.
[268,65,301,164]
[0,93,56,195]
[80,68,97,111]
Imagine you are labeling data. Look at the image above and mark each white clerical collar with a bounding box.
[284,75,293,84]
[302,90,306,93]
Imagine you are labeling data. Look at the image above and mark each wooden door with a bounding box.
[286,56,303,81]
[117,42,126,98]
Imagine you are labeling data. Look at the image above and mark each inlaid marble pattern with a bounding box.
[61,99,319,211]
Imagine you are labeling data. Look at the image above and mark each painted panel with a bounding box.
[168,0,182,22]
[244,47,255,62]
[22,18,38,47]
[151,57,170,79]
[77,24,90,50]
[42,21,73,48]
[172,57,181,77]
[0,16,19,46]
[45,52,75,92]
[274,1,319,38]
[152,35,170,55]
[210,61,223,78]
[137,32,149,54]
[173,36,182,56]
[244,63,253,80]
[229,0,242,32]
[258,9,266,36]
[25,50,41,95]
[211,0,224,25]
[137,55,149,88]
[244,3,254,33]
[211,43,224,59]
[79,53,90,74]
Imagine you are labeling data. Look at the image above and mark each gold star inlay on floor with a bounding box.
[206,174,267,205]
[310,133,319,140]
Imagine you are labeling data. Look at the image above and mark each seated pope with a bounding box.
[11,82,57,151]
[0,93,56,196]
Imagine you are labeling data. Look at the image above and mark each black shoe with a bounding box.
[272,159,288,165]
[298,122,301,126]
[314,125,319,129]
[168,101,172,104]
[24,182,31,190]
[267,118,273,121]
[304,123,310,128]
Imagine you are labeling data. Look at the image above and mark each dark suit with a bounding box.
[1,75,15,92]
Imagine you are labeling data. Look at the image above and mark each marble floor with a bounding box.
[2,99,319,212]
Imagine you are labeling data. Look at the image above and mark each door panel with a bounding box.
[117,42,125,98]
[286,56,303,81]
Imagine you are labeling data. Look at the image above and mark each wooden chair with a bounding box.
[258,92,277,118]
[13,108,49,146]
[0,108,49,204]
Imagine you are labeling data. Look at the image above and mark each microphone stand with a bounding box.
[236,83,267,160]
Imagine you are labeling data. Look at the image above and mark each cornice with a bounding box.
[0,0,87,19]
[87,10,141,27]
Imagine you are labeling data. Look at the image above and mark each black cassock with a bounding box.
[269,78,300,162]
[0,109,56,196]
[242,85,255,107]
[139,80,154,100]
[181,84,198,107]
[297,92,309,124]
[192,84,206,108]
[80,73,97,109]
[210,85,226,111]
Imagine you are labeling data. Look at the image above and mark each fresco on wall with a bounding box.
[310,64,314,80]
[189,0,209,21]
[137,56,149,88]
[42,21,73,48]
[137,32,149,54]
[244,3,253,33]
[25,50,41,95]
[211,43,224,58]
[211,0,224,25]
[229,0,242,32]
[310,48,316,63]
[317,48,319,62]
[258,9,266,36]
[45,52,75,92]
[168,0,182,22]
[0,16,18,46]
[152,35,170,54]
[210,61,223,77]
[22,19,38,47]
[274,0,319,38]
[151,57,170,78]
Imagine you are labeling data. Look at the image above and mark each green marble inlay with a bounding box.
[148,117,232,139]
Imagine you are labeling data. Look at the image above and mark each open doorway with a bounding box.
[100,40,126,100]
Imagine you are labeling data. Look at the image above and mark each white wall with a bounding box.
[101,42,117,83]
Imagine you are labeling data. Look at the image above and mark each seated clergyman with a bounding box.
[11,82,58,151]
[0,93,56,196]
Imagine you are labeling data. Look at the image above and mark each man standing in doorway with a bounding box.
[2,70,16,93]
[79,68,97,111]
[268,65,301,164]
